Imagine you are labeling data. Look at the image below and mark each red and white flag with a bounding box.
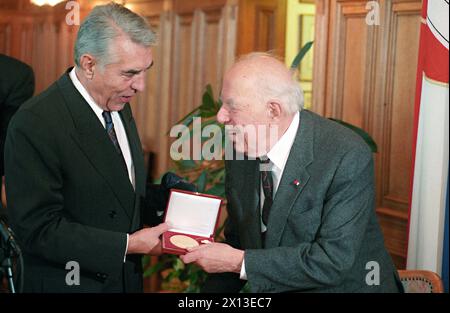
[407,0,449,274]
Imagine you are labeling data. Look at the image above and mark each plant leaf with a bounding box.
[205,183,225,197]
[173,258,185,271]
[141,255,150,267]
[209,167,225,184]
[195,171,208,192]
[181,114,198,127]
[201,84,216,111]
[172,107,201,129]
[214,222,226,241]
[199,108,217,118]
[215,97,222,111]
[176,159,197,170]
[161,83,227,293]
[290,41,314,70]
[143,261,164,277]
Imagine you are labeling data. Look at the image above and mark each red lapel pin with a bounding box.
[293,179,300,186]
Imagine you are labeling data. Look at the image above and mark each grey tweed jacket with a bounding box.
[203,110,402,293]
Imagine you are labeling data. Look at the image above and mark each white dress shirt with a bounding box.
[69,68,135,189]
[240,111,300,280]
[69,67,134,261]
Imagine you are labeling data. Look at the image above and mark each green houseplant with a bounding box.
[143,83,225,292]
[144,42,377,292]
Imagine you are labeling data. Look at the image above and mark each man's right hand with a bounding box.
[127,222,169,255]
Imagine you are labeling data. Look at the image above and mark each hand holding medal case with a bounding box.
[162,189,223,255]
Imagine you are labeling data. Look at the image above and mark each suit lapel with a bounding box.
[239,159,263,249]
[119,107,146,230]
[56,71,136,220]
[119,107,145,196]
[265,111,314,248]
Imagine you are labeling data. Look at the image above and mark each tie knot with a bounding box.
[258,157,271,171]
[102,111,113,125]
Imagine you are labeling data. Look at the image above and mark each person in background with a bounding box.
[4,3,171,292]
[0,54,35,216]
[181,53,403,293]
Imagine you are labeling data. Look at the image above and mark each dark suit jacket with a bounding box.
[4,69,161,292]
[0,54,35,177]
[203,110,402,293]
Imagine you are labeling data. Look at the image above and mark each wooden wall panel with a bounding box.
[146,12,174,177]
[194,8,222,105]
[171,12,197,123]
[314,0,422,269]
[341,16,367,127]
[127,1,237,177]
[255,7,275,50]
[325,1,376,130]
[237,0,286,57]
[0,7,80,95]
[382,3,420,211]
[375,0,421,268]
[311,0,329,116]
[377,209,409,265]
[0,22,11,54]
[19,22,34,64]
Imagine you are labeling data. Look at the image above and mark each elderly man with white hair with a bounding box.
[181,53,403,293]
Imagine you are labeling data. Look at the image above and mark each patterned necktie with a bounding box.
[259,157,273,226]
[102,111,129,176]
[102,111,122,155]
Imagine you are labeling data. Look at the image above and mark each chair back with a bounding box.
[398,270,444,293]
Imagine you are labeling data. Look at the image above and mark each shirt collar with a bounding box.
[267,111,300,172]
[69,67,105,126]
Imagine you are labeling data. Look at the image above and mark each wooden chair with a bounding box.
[398,270,444,293]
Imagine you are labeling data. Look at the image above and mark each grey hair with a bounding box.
[74,2,156,67]
[234,52,304,114]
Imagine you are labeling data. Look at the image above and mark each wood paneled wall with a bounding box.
[129,0,238,176]
[0,5,81,94]
[237,0,286,56]
[312,0,421,268]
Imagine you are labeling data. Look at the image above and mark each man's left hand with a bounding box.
[180,242,244,274]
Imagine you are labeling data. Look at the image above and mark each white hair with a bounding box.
[233,52,304,114]
[74,2,156,67]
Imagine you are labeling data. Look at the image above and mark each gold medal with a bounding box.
[169,235,199,249]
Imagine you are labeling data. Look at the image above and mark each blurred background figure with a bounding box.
[0,53,35,218]
[0,53,34,292]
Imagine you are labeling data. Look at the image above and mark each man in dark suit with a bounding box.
[181,53,403,292]
[0,54,35,215]
[4,3,169,292]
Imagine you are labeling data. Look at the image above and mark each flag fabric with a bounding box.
[407,0,449,277]
[442,166,449,292]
